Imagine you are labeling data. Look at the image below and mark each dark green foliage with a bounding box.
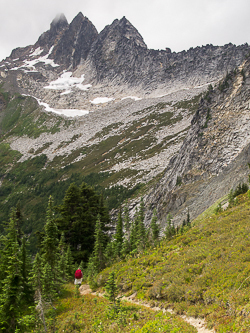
[233,183,248,197]
[164,213,175,238]
[176,176,182,186]
[0,155,139,252]
[241,69,246,81]
[20,237,33,304]
[104,271,121,317]
[228,183,249,207]
[123,200,130,233]
[42,263,56,301]
[203,108,212,128]
[214,202,222,214]
[41,196,59,272]
[0,217,27,332]
[218,72,232,92]
[56,182,110,263]
[150,208,160,243]
[65,245,74,279]
[31,253,43,292]
[92,214,106,273]
[114,207,124,257]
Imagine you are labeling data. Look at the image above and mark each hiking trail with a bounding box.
[79,284,215,333]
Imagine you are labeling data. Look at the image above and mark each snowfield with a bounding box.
[44,72,91,92]
[90,97,114,104]
[121,96,142,101]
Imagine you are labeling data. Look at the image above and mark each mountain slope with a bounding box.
[1,12,250,242]
[144,56,250,226]
[97,192,250,332]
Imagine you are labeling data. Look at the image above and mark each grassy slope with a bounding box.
[43,284,196,332]
[96,193,250,333]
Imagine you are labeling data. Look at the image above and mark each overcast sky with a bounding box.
[1,0,250,61]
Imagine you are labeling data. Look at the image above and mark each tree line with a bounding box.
[0,181,191,332]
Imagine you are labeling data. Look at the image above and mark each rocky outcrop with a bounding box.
[51,12,98,69]
[144,57,250,226]
[35,13,69,53]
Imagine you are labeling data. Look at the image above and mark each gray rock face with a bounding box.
[144,57,250,226]
[51,12,98,69]
[35,13,69,52]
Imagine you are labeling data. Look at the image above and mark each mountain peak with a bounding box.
[112,16,147,48]
[50,13,68,31]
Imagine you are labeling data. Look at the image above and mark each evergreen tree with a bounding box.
[14,201,23,246]
[137,199,146,251]
[104,241,116,267]
[31,253,43,293]
[186,209,191,227]
[139,197,145,224]
[104,271,120,316]
[114,207,123,257]
[41,196,59,275]
[65,245,74,280]
[120,238,131,258]
[123,199,130,234]
[165,213,175,238]
[56,182,110,263]
[150,208,160,244]
[92,214,105,272]
[0,217,24,332]
[42,263,56,301]
[20,237,33,304]
[130,208,139,253]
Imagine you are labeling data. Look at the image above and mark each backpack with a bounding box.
[75,269,82,279]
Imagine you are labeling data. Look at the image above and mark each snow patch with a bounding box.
[90,97,114,104]
[10,46,59,71]
[44,72,91,92]
[60,90,72,96]
[22,94,89,117]
[29,47,43,57]
[121,96,142,101]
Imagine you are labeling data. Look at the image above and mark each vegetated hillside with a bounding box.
[97,192,250,332]
[145,55,250,227]
[40,284,196,333]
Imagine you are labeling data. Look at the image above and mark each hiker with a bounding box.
[74,267,83,285]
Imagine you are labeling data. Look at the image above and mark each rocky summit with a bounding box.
[1,12,250,230]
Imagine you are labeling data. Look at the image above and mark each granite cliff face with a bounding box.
[1,12,250,228]
[144,58,250,226]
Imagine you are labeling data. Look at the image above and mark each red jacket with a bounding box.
[75,269,83,279]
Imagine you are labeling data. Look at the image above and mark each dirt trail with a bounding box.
[79,285,215,333]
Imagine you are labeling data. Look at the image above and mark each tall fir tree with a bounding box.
[41,196,59,281]
[130,208,139,253]
[137,198,146,251]
[150,208,160,244]
[123,199,130,234]
[65,244,74,280]
[0,217,24,332]
[57,232,68,281]
[93,214,105,272]
[42,263,56,301]
[20,236,33,304]
[31,252,43,294]
[114,207,124,257]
